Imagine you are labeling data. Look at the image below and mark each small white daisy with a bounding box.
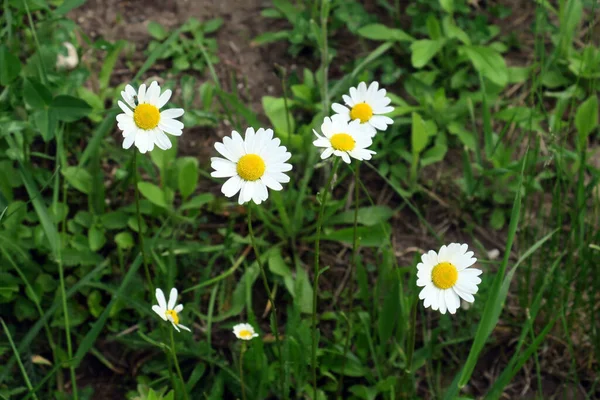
[313,116,375,164]
[116,81,184,154]
[211,127,292,205]
[233,323,259,341]
[151,288,191,332]
[332,81,394,137]
[416,243,482,315]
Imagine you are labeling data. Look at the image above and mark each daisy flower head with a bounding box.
[152,288,191,332]
[313,115,375,164]
[416,243,482,315]
[233,323,259,341]
[211,127,292,205]
[116,81,184,154]
[332,81,394,137]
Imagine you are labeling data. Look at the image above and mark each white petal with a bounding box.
[178,324,191,332]
[261,173,283,191]
[215,142,238,163]
[332,103,349,116]
[122,133,135,150]
[211,158,237,178]
[147,81,160,105]
[168,288,178,310]
[369,115,391,130]
[229,131,246,159]
[340,152,351,164]
[137,83,147,103]
[342,94,355,107]
[438,289,447,314]
[171,321,180,332]
[155,289,167,309]
[152,305,167,321]
[244,127,256,153]
[155,130,172,150]
[313,138,331,148]
[222,175,242,198]
[320,147,334,159]
[174,304,184,313]
[118,101,133,116]
[453,286,474,303]
[357,82,368,98]
[445,289,459,314]
[161,108,184,119]
[157,89,172,108]
[159,119,184,136]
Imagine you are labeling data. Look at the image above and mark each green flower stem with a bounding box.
[170,328,189,400]
[336,161,360,398]
[132,151,154,295]
[247,206,285,399]
[240,342,247,400]
[312,157,340,399]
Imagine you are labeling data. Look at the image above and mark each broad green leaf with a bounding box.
[180,193,214,211]
[0,45,21,85]
[55,0,86,14]
[32,109,57,142]
[137,182,169,208]
[575,95,598,145]
[322,224,390,248]
[178,157,199,199]
[23,78,52,108]
[88,226,106,251]
[262,96,295,137]
[329,206,394,227]
[421,143,448,166]
[357,23,414,42]
[411,112,428,154]
[148,21,168,40]
[114,231,134,249]
[439,0,454,13]
[461,45,508,87]
[50,95,92,122]
[62,166,93,194]
[203,18,224,33]
[101,211,128,230]
[410,39,445,69]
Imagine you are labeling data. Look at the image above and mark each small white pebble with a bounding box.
[488,249,500,260]
[56,42,78,70]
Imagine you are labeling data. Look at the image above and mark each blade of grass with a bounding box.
[1,318,39,400]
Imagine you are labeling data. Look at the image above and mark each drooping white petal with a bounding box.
[152,305,167,321]
[221,175,242,197]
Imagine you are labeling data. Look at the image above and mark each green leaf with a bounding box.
[461,45,508,87]
[62,166,92,194]
[262,96,295,137]
[178,157,199,199]
[575,95,598,146]
[50,95,92,122]
[439,0,454,13]
[252,31,290,46]
[357,23,414,42]
[322,224,390,248]
[0,45,21,85]
[421,143,448,166]
[150,136,177,172]
[101,211,128,230]
[88,226,106,251]
[490,208,505,230]
[99,40,125,92]
[410,39,445,69]
[329,206,394,227]
[54,0,87,15]
[32,109,57,142]
[411,112,428,154]
[23,78,52,108]
[203,18,224,33]
[137,182,169,208]
[114,232,134,249]
[180,193,214,211]
[87,290,104,318]
[148,21,168,40]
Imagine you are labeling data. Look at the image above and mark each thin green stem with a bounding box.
[170,328,189,400]
[247,207,285,399]
[132,151,154,294]
[312,157,340,399]
[336,162,360,398]
[23,0,47,84]
[1,318,39,400]
[240,343,247,400]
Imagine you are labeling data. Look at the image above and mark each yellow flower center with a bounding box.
[165,309,179,325]
[133,103,160,130]
[431,262,458,290]
[237,154,266,181]
[350,103,373,123]
[330,133,356,151]
[239,329,253,339]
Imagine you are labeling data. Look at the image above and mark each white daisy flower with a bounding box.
[233,323,259,341]
[313,116,376,164]
[211,127,292,205]
[116,81,184,154]
[416,243,482,315]
[332,81,394,137]
[151,288,191,332]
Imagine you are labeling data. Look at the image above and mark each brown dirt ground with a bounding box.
[66,1,599,399]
